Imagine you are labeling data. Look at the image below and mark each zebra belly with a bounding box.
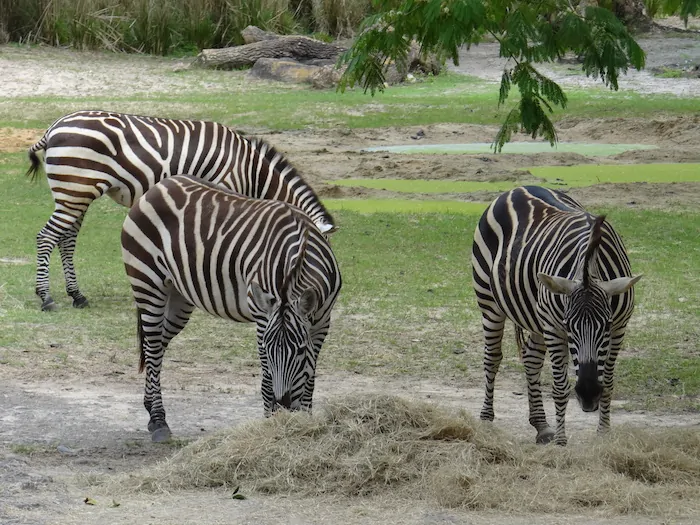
[166,270,255,324]
[106,186,139,207]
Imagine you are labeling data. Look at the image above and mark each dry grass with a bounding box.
[112,395,700,515]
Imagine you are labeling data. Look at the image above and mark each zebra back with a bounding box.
[122,175,340,323]
[29,110,335,233]
[473,185,635,335]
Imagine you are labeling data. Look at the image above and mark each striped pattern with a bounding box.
[471,186,641,445]
[121,175,341,442]
[27,110,334,311]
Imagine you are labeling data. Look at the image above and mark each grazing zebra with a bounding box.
[121,175,341,442]
[471,186,641,445]
[26,110,335,312]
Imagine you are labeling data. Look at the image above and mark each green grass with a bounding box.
[0,69,697,133]
[325,199,490,214]
[1,150,698,409]
[654,68,684,79]
[530,163,700,185]
[332,163,700,194]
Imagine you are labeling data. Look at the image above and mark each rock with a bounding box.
[240,25,279,44]
[310,64,346,89]
[248,58,322,84]
[56,444,78,456]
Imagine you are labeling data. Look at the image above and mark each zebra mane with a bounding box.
[281,227,310,304]
[248,136,334,227]
[582,215,606,287]
[249,137,294,175]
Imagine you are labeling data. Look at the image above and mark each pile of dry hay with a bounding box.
[119,395,700,515]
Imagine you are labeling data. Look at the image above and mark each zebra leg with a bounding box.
[35,222,62,311]
[298,321,330,412]
[598,330,625,434]
[256,325,276,416]
[137,299,171,443]
[546,332,571,446]
[478,311,507,422]
[161,292,195,349]
[140,292,195,442]
[261,370,275,416]
[523,333,555,444]
[57,215,89,308]
[36,201,92,311]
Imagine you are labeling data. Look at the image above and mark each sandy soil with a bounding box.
[1,36,700,525]
[3,371,700,525]
[450,35,700,96]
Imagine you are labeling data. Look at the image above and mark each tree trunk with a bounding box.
[195,36,347,69]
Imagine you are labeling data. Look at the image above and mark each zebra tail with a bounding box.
[514,325,526,361]
[137,310,146,374]
[26,136,48,182]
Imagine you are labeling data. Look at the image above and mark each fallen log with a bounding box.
[196,36,347,70]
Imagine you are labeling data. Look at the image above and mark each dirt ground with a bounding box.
[1,33,700,525]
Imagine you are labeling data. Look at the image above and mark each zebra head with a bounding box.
[538,216,642,413]
[248,229,318,414]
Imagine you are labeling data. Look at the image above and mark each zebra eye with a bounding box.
[296,345,307,356]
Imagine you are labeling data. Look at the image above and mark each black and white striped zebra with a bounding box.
[471,186,641,445]
[121,175,341,442]
[26,110,335,311]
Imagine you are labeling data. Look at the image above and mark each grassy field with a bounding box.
[0,68,698,132]
[1,146,698,410]
[1,44,699,417]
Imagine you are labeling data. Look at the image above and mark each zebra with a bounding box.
[121,175,341,442]
[471,186,641,446]
[26,110,335,312]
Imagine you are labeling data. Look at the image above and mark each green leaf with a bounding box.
[492,107,521,153]
[498,69,512,107]
[338,0,645,152]
[84,497,97,506]
[680,0,700,24]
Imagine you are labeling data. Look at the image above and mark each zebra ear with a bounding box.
[249,281,276,314]
[538,273,578,296]
[298,289,317,317]
[318,222,336,234]
[599,274,643,296]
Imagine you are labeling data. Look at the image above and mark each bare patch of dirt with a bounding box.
[0,128,43,153]
[2,371,700,525]
[450,36,700,96]
[252,116,700,210]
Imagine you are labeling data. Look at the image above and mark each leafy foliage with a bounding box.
[644,0,700,23]
[337,0,662,152]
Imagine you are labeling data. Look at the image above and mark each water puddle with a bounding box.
[361,142,658,156]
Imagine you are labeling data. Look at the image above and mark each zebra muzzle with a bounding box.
[575,362,603,412]
[275,391,293,410]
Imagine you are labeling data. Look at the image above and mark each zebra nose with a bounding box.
[276,391,292,410]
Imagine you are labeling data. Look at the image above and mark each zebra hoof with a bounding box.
[72,296,89,309]
[151,426,172,443]
[536,427,555,445]
[149,420,172,443]
[41,298,58,312]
